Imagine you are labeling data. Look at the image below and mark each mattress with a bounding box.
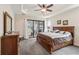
[39,31,72,41]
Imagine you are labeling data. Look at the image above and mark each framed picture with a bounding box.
[63,20,68,25]
[57,20,61,25]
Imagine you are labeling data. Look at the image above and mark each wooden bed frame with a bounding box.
[37,26,74,54]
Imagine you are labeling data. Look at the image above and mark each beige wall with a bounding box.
[15,15,26,38]
[0,5,15,54]
[49,7,79,46]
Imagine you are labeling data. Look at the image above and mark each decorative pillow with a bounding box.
[55,31,60,33]
[53,30,60,33]
[60,31,66,34]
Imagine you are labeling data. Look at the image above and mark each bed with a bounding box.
[37,26,74,54]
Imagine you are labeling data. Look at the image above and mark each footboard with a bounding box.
[37,33,54,54]
[37,33,73,54]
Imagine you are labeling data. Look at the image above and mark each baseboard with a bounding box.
[73,44,79,47]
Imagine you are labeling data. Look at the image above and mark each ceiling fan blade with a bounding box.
[47,9,52,12]
[47,4,53,8]
[38,4,43,8]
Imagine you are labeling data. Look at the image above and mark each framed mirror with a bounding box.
[4,12,12,35]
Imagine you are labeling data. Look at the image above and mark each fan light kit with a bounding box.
[41,8,47,12]
[35,4,53,12]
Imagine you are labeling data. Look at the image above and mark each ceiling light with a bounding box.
[41,8,46,12]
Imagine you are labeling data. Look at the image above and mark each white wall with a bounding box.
[0,4,15,54]
[50,7,79,46]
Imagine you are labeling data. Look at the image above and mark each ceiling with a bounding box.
[10,4,78,18]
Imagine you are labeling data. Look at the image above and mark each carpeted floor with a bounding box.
[18,38,79,55]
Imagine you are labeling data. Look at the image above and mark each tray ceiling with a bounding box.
[10,4,77,18]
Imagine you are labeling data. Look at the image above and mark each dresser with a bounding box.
[1,32,19,55]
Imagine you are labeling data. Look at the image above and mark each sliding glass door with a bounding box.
[27,20,44,38]
[27,20,34,38]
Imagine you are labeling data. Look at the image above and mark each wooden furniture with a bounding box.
[2,11,19,55]
[37,26,74,54]
[53,26,74,38]
[1,32,19,55]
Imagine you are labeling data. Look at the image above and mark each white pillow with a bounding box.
[53,30,60,33]
[60,31,65,34]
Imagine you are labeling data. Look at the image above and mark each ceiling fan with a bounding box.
[35,4,53,12]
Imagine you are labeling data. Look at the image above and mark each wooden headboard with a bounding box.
[53,26,74,38]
